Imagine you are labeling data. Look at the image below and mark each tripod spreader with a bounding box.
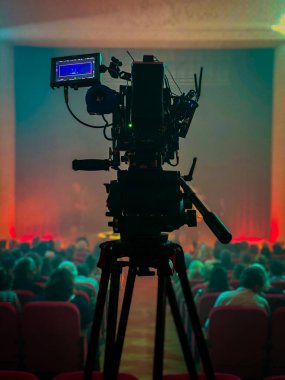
[180,178,232,244]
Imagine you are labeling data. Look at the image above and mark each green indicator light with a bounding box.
[128,122,133,128]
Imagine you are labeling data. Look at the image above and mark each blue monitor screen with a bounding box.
[56,57,96,82]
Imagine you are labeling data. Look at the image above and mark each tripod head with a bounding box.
[50,52,232,244]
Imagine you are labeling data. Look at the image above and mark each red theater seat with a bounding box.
[265,293,285,310]
[74,289,90,304]
[207,305,268,378]
[14,290,34,306]
[0,303,19,369]
[163,373,241,380]
[0,371,39,379]
[53,371,139,379]
[270,307,285,374]
[197,292,220,325]
[22,302,86,373]
[270,281,285,290]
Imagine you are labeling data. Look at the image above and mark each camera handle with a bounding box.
[180,177,232,244]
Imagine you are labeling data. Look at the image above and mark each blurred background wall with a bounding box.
[1,0,285,247]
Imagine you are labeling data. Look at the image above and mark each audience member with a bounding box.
[188,259,206,280]
[269,259,285,281]
[197,244,213,263]
[76,263,99,293]
[260,244,272,260]
[195,265,230,303]
[220,249,233,270]
[40,257,53,277]
[212,265,269,311]
[13,257,42,294]
[273,242,284,256]
[0,267,21,311]
[241,252,253,267]
[232,262,246,281]
[26,251,44,282]
[33,268,92,331]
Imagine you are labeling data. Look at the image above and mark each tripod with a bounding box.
[83,237,216,380]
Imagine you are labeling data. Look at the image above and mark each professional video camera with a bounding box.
[50,52,231,245]
[51,52,232,380]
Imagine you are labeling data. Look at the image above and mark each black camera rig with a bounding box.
[50,52,231,244]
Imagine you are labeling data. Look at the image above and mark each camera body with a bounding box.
[50,52,232,244]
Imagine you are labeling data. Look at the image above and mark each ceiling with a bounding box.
[1,0,285,49]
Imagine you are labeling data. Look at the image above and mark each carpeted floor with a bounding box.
[101,274,188,380]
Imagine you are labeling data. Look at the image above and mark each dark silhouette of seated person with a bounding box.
[269,259,285,281]
[195,265,230,303]
[33,268,92,331]
[0,267,21,311]
[213,265,269,311]
[13,257,43,294]
[220,250,233,270]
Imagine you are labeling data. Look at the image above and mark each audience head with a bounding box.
[213,241,223,260]
[208,265,229,292]
[269,259,285,277]
[77,263,90,277]
[273,242,284,256]
[240,265,267,293]
[256,254,268,268]
[0,255,15,275]
[241,252,252,267]
[0,267,13,291]
[45,268,74,301]
[233,263,246,280]
[197,244,212,262]
[14,257,36,281]
[19,242,30,255]
[27,251,43,275]
[260,245,272,260]
[58,261,78,278]
[41,257,53,277]
[75,236,89,251]
[220,249,233,270]
[188,259,206,280]
[249,244,259,256]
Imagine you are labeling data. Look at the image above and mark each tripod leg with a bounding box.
[176,250,215,380]
[114,265,137,373]
[166,277,199,380]
[153,274,167,380]
[103,263,121,380]
[83,268,111,380]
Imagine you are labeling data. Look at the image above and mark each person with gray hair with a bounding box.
[212,265,269,311]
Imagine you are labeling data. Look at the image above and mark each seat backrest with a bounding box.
[0,303,19,369]
[163,373,241,380]
[208,305,268,378]
[74,290,90,304]
[53,371,139,379]
[14,290,34,306]
[270,307,285,375]
[0,370,39,379]
[75,282,97,298]
[22,301,84,372]
[265,293,285,311]
[192,283,208,296]
[197,292,220,325]
[270,281,285,290]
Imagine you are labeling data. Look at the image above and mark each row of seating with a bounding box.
[3,371,285,380]
[188,305,285,378]
[0,302,87,372]
[189,278,285,291]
